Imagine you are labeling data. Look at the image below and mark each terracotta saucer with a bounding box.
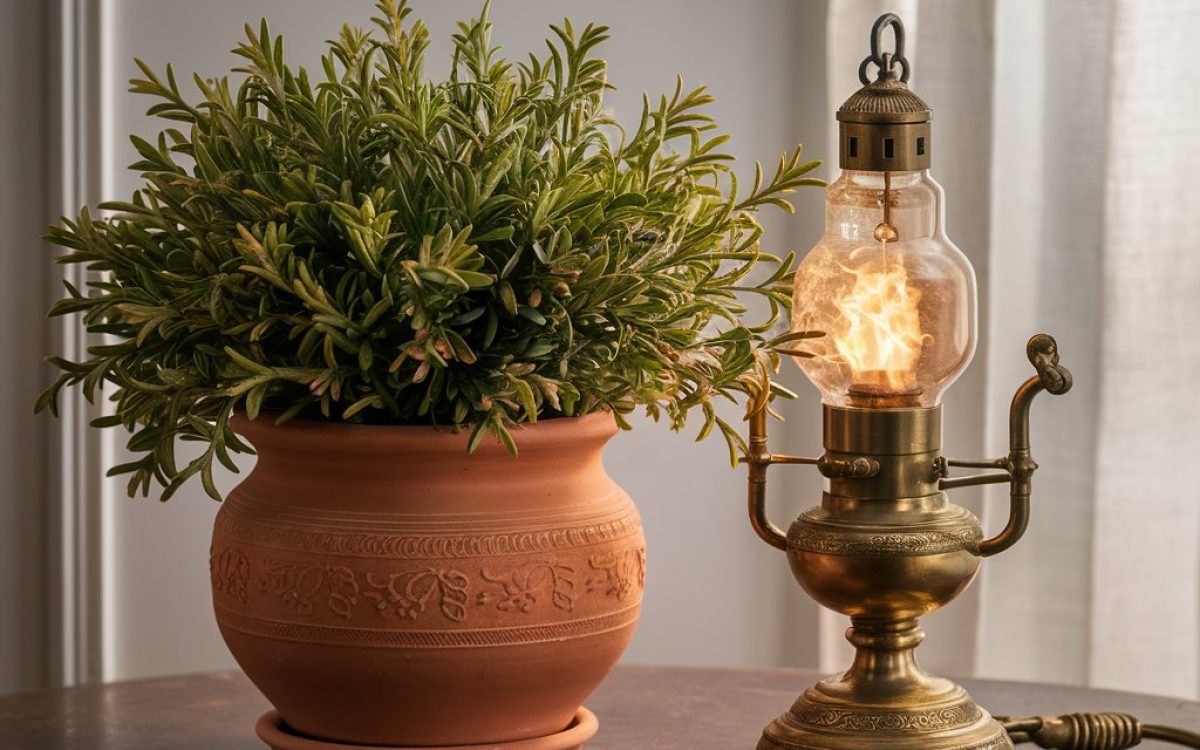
[255,708,600,750]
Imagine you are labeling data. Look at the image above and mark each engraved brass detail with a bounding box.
[789,526,981,557]
[793,703,982,732]
[760,735,1011,750]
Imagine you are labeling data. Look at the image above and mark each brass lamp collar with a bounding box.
[838,14,932,171]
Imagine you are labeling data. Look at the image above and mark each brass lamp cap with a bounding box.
[837,79,931,125]
[838,14,932,171]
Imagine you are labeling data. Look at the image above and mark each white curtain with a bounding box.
[821,0,1200,698]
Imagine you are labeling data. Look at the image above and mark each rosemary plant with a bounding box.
[38,1,820,500]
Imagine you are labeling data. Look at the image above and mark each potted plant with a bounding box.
[38,2,819,748]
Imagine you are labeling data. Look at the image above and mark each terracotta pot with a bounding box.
[210,411,644,746]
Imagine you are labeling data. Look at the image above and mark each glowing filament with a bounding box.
[833,249,924,392]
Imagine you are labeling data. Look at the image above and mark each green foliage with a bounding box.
[38,1,821,500]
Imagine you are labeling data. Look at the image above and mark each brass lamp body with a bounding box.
[743,14,1075,750]
[746,335,1071,750]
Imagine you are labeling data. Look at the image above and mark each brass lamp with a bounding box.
[743,14,1072,750]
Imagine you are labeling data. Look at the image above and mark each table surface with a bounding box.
[2,666,1198,750]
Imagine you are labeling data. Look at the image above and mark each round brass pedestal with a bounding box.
[759,682,1011,750]
[758,613,1011,750]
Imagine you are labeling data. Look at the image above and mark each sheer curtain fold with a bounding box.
[1090,0,1200,697]
[820,0,1200,698]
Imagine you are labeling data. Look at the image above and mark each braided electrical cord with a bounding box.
[999,712,1200,749]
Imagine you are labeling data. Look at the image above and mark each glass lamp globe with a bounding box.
[791,67,976,409]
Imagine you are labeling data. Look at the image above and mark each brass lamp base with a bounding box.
[761,689,1009,750]
[758,623,1009,750]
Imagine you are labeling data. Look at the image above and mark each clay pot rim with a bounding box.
[255,707,599,750]
[231,409,618,455]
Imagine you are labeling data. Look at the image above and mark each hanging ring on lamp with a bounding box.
[858,13,911,85]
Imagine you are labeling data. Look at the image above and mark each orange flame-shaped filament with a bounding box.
[833,244,925,393]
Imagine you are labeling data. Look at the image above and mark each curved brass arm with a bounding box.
[976,334,1073,557]
[741,403,819,551]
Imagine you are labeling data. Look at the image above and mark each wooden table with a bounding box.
[2,666,1198,749]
